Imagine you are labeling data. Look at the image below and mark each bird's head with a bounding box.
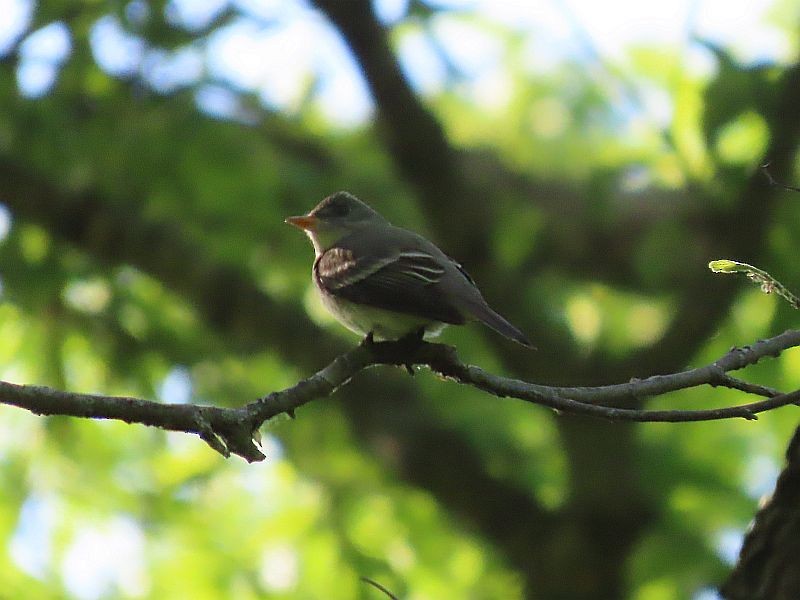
[286,191,387,255]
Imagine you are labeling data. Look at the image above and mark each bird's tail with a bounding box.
[466,300,534,348]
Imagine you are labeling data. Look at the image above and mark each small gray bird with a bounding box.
[286,191,532,347]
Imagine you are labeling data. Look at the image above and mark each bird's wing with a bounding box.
[315,235,466,325]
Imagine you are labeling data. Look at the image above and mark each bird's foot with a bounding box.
[360,331,376,348]
[362,329,425,375]
[398,328,426,376]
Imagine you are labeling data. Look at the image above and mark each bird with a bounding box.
[285,191,533,348]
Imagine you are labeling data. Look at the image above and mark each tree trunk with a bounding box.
[721,424,800,599]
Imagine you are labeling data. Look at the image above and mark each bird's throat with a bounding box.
[306,228,345,257]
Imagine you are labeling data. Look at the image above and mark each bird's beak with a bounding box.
[285,214,318,231]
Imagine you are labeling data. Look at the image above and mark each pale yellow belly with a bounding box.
[319,291,446,340]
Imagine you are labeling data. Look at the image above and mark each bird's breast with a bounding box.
[312,256,443,340]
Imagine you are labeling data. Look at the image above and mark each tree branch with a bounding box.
[3,330,799,462]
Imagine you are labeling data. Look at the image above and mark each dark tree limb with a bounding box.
[3,330,799,462]
[311,0,493,255]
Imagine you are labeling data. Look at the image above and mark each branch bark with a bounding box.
[721,426,800,599]
[3,330,799,462]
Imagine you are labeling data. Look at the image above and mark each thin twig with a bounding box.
[762,162,800,192]
[709,260,800,310]
[714,373,782,398]
[360,576,399,600]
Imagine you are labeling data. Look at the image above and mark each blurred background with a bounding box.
[1,0,799,598]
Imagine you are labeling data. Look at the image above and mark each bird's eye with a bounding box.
[329,200,350,217]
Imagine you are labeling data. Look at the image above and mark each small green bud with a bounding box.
[708,260,745,273]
